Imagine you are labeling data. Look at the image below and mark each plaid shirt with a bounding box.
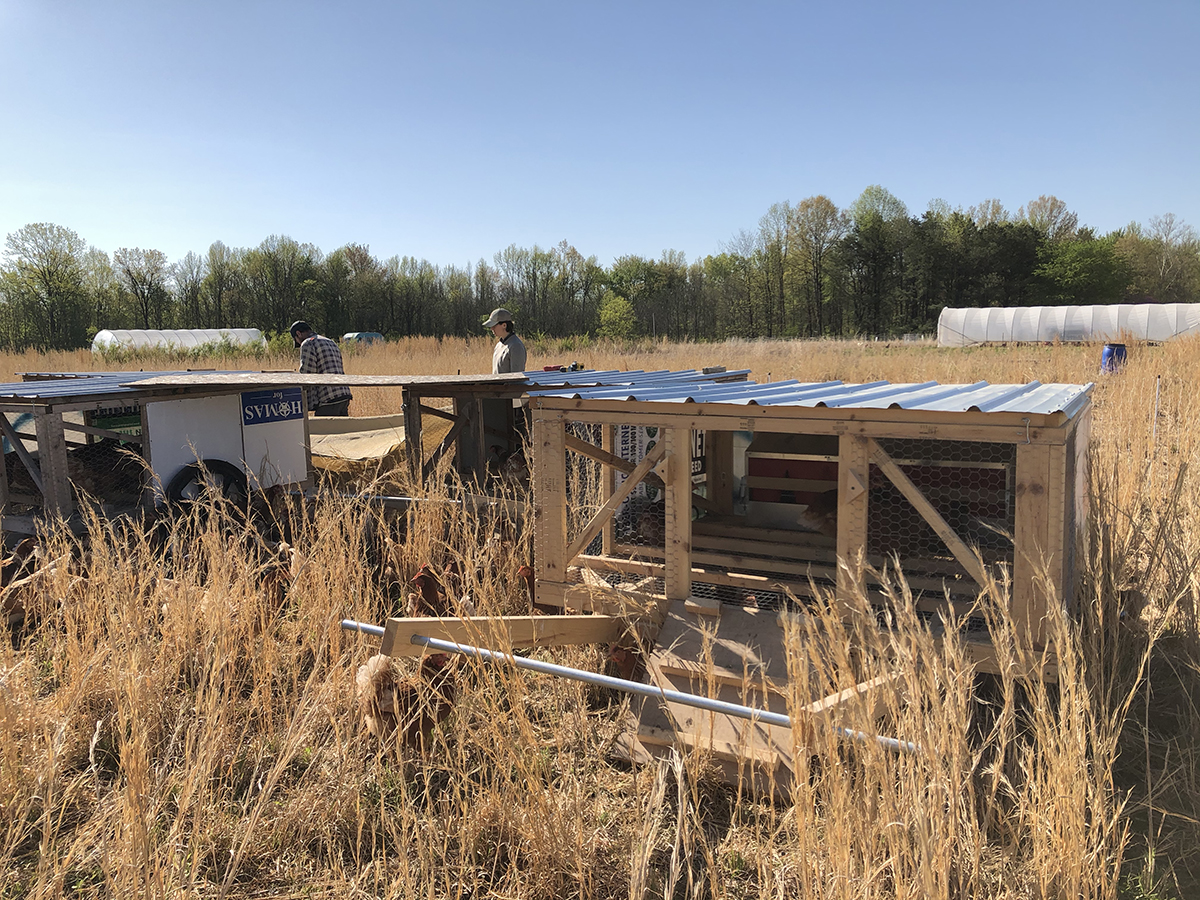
[299,334,353,410]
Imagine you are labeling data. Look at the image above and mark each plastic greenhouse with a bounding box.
[937,303,1200,347]
[91,329,267,353]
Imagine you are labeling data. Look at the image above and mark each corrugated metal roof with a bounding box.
[0,367,747,404]
[531,378,1094,418]
[522,367,751,387]
[0,371,234,403]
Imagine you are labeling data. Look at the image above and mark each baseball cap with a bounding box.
[483,308,514,328]
[289,320,311,347]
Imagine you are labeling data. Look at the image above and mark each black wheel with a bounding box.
[165,459,249,512]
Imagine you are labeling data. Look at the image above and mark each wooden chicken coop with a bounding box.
[522,376,1092,779]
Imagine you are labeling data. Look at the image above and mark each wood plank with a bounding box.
[534,581,669,623]
[601,425,615,555]
[708,430,735,515]
[403,389,423,482]
[1013,442,1053,647]
[533,412,568,584]
[565,432,665,488]
[35,412,72,517]
[693,533,839,564]
[837,434,870,602]
[638,600,799,770]
[379,614,626,657]
[745,476,839,492]
[867,438,988,587]
[421,411,469,481]
[0,414,43,495]
[664,427,692,601]
[695,517,837,549]
[418,403,459,423]
[564,439,667,564]
[59,421,143,444]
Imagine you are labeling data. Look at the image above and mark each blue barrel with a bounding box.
[1100,342,1127,374]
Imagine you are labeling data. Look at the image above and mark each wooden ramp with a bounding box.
[617,599,894,790]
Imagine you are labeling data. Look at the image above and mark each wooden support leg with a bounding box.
[665,427,692,602]
[533,408,568,586]
[602,424,615,555]
[403,390,423,484]
[1014,442,1064,648]
[36,412,73,519]
[837,434,870,605]
[0,425,8,516]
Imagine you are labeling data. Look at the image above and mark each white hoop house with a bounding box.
[92,328,267,353]
[937,304,1200,347]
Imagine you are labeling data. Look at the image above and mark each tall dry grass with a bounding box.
[2,336,1199,898]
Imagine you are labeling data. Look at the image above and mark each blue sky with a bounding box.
[1,0,1196,267]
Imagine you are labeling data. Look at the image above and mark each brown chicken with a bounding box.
[606,643,641,680]
[636,501,666,546]
[409,563,449,617]
[796,489,839,538]
[258,541,298,616]
[518,563,558,615]
[1,538,37,587]
[355,652,457,750]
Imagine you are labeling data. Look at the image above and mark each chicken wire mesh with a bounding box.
[3,435,145,510]
[867,438,1016,567]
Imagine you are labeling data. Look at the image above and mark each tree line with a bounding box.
[2,186,1198,351]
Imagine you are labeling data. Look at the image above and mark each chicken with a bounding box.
[440,559,476,616]
[499,448,529,487]
[796,489,838,538]
[636,500,666,546]
[518,563,558,615]
[1,538,38,587]
[606,643,641,680]
[409,563,449,617]
[489,445,530,487]
[355,652,457,749]
[258,541,298,616]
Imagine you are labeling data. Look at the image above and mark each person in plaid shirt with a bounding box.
[289,320,353,416]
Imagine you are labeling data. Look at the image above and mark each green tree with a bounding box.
[1020,195,1079,242]
[792,195,848,335]
[2,222,91,349]
[174,251,205,327]
[201,241,239,327]
[1116,214,1199,303]
[597,293,637,340]
[1036,231,1131,305]
[114,247,173,329]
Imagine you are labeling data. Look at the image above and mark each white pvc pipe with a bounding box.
[339,619,919,754]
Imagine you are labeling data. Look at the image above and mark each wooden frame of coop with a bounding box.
[523,380,1091,779]
[530,382,1092,663]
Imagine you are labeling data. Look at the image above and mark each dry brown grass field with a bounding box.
[2,335,1199,899]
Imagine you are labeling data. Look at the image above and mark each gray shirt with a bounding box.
[492,333,527,374]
